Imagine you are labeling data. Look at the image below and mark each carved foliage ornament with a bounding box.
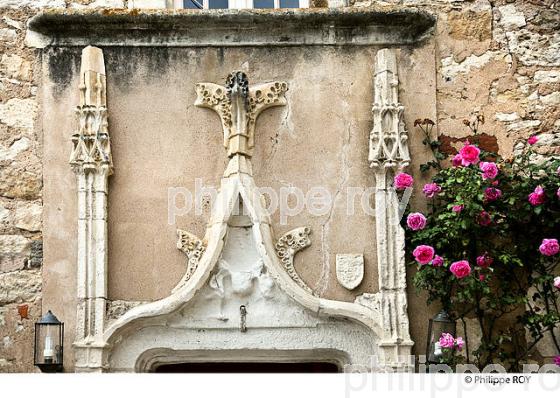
[195,71,288,159]
[275,227,314,295]
[174,229,206,292]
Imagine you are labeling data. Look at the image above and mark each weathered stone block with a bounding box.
[0,204,9,225]
[505,30,560,67]
[447,8,492,42]
[2,16,22,31]
[0,54,32,82]
[0,0,65,7]
[540,92,560,106]
[0,28,16,42]
[28,240,42,268]
[0,137,31,163]
[0,269,41,305]
[0,98,37,131]
[534,70,560,84]
[495,112,519,122]
[0,235,30,272]
[441,51,498,79]
[14,202,42,232]
[0,168,41,199]
[498,5,526,30]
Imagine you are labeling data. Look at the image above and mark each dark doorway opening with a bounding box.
[154,362,340,373]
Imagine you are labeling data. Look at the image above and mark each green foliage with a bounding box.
[406,119,560,371]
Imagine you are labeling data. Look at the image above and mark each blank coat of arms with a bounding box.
[335,254,364,290]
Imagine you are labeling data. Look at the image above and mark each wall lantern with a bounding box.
[426,309,456,364]
[34,310,64,373]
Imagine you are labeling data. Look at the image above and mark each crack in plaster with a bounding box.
[317,121,351,296]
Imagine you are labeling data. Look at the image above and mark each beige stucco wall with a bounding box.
[40,42,436,370]
[0,0,558,372]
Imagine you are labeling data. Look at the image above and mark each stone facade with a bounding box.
[0,0,558,372]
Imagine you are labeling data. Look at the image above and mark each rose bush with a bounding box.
[405,117,560,371]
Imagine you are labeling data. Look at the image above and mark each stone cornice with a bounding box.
[26,7,435,48]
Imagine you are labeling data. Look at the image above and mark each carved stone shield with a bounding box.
[335,254,364,290]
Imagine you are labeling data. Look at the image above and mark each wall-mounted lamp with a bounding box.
[426,309,456,364]
[34,310,64,373]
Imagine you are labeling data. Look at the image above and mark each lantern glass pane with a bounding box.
[427,319,456,363]
[35,323,63,365]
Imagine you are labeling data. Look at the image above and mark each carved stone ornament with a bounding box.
[336,253,364,290]
[70,46,113,372]
[173,229,206,293]
[71,68,402,373]
[70,47,113,174]
[368,49,410,171]
[195,71,288,177]
[275,227,314,295]
[366,49,414,369]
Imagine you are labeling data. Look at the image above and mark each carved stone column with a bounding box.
[70,46,113,372]
[368,48,414,370]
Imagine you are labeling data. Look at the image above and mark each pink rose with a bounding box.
[557,166,560,176]
[423,182,442,198]
[480,162,499,180]
[439,333,455,349]
[459,142,480,166]
[450,260,472,278]
[478,211,492,226]
[413,245,435,265]
[539,238,559,256]
[528,186,546,206]
[555,355,560,367]
[407,212,427,231]
[455,337,464,350]
[452,204,464,213]
[476,253,493,268]
[394,172,414,190]
[479,274,486,282]
[553,276,560,289]
[452,153,463,167]
[557,187,560,199]
[528,135,539,145]
[484,187,502,202]
[432,255,444,267]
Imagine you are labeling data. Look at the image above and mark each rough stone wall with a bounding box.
[0,6,42,373]
[433,0,559,157]
[0,0,558,372]
[351,0,560,156]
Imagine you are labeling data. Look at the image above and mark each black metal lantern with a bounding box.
[426,309,456,364]
[34,310,64,373]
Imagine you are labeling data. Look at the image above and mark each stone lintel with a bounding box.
[27,7,435,48]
